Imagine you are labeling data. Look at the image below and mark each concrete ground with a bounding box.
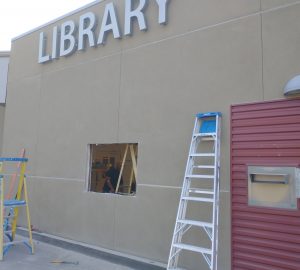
[1,237,137,270]
[7,229,165,270]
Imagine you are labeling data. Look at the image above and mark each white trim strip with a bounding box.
[11,0,300,42]
[125,0,300,54]
[139,184,230,193]
[262,0,300,13]
[12,0,104,42]
[29,175,84,182]
[2,174,230,193]
[139,184,181,190]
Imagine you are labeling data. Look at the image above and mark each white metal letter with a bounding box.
[60,20,77,57]
[98,2,121,45]
[155,0,169,24]
[38,32,51,63]
[124,0,147,36]
[78,12,96,51]
[51,26,60,59]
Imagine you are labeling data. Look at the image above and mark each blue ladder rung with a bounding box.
[4,200,26,206]
[3,241,33,256]
[0,157,28,162]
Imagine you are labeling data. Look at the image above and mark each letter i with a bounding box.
[52,26,60,60]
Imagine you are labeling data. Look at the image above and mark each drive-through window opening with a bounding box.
[87,143,138,195]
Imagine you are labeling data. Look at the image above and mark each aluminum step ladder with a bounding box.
[0,157,34,260]
[167,112,222,270]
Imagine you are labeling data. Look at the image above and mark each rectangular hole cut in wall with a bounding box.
[87,143,138,195]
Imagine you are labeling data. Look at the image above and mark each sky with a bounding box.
[0,0,95,51]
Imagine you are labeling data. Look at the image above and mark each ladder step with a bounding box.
[177,219,213,228]
[173,243,212,255]
[186,174,214,179]
[193,132,216,137]
[189,188,214,195]
[4,200,26,207]
[201,137,215,141]
[190,153,215,157]
[193,165,215,169]
[182,196,214,203]
[193,132,217,137]
[4,215,16,219]
[3,240,27,246]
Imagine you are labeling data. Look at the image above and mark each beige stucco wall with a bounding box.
[0,52,9,154]
[3,1,300,269]
[0,105,5,154]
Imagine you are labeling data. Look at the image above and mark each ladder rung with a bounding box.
[193,133,216,137]
[186,174,214,179]
[4,205,26,208]
[4,215,16,219]
[177,219,213,228]
[173,243,212,255]
[193,165,215,169]
[189,188,214,195]
[4,200,26,207]
[4,240,27,246]
[190,153,215,157]
[201,137,215,141]
[182,196,214,203]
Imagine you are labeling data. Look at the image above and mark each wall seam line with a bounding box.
[20,175,231,192]
[33,74,43,176]
[113,49,123,253]
[117,50,123,142]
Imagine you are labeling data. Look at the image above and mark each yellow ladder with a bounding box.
[0,157,34,260]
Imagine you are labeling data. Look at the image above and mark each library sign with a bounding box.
[38,0,170,63]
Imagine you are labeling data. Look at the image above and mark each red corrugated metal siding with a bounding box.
[231,98,300,270]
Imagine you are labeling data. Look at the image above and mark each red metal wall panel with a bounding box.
[231,98,300,270]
